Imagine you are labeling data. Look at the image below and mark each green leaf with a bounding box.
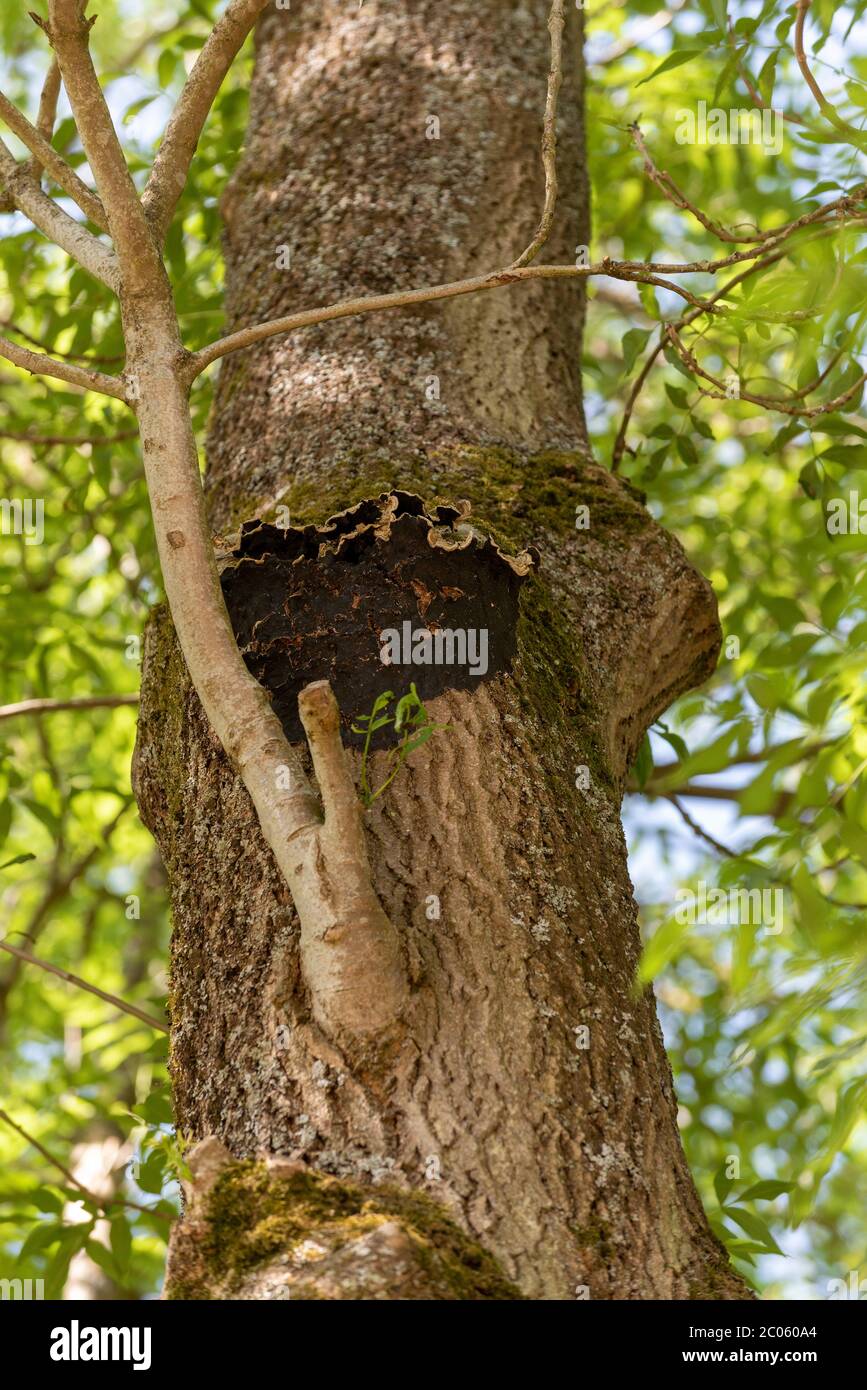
[110,1214,132,1272]
[86,1238,121,1282]
[0,853,36,871]
[16,1220,63,1262]
[636,50,706,87]
[622,328,652,376]
[676,435,699,466]
[122,94,160,126]
[725,1208,784,1255]
[29,1187,64,1215]
[739,1180,796,1202]
[714,1166,735,1205]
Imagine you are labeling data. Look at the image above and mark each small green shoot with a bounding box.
[351,683,448,808]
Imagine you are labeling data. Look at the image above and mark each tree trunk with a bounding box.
[133,0,748,1300]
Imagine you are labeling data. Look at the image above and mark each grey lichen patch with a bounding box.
[164,1160,524,1301]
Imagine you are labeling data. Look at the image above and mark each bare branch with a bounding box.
[0,84,106,227]
[667,323,867,418]
[512,0,565,268]
[142,0,270,243]
[591,3,685,65]
[0,138,118,288]
[794,0,867,143]
[0,316,123,365]
[0,694,138,722]
[0,332,128,400]
[668,795,750,860]
[0,428,134,445]
[630,123,867,247]
[295,680,408,1041]
[183,262,713,383]
[46,0,159,291]
[0,941,167,1033]
[33,59,61,166]
[0,1108,171,1222]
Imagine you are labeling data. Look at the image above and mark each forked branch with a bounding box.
[0,83,106,227]
[142,0,270,243]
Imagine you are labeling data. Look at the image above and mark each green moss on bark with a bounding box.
[230,445,651,554]
[166,1161,524,1300]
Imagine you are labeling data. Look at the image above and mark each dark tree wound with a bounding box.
[220,492,537,743]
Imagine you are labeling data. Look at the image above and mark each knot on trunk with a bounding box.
[564,467,722,785]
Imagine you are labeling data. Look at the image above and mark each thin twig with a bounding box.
[667,323,867,418]
[794,0,867,143]
[0,1108,171,1222]
[668,794,747,860]
[0,427,136,446]
[183,262,715,382]
[0,85,106,227]
[0,694,139,722]
[0,941,167,1033]
[512,0,565,268]
[630,123,867,246]
[142,0,270,242]
[0,333,128,401]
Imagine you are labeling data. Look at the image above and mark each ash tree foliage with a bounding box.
[0,0,865,1300]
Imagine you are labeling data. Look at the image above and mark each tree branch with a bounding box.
[45,0,159,292]
[512,0,565,268]
[0,138,118,288]
[0,941,167,1033]
[0,427,134,445]
[609,215,860,471]
[0,84,107,227]
[666,323,867,419]
[182,262,713,382]
[794,0,867,143]
[142,0,269,243]
[630,123,867,247]
[294,680,408,1042]
[0,1108,170,1222]
[0,332,128,400]
[0,694,138,722]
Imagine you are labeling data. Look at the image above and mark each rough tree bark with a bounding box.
[133,0,747,1300]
